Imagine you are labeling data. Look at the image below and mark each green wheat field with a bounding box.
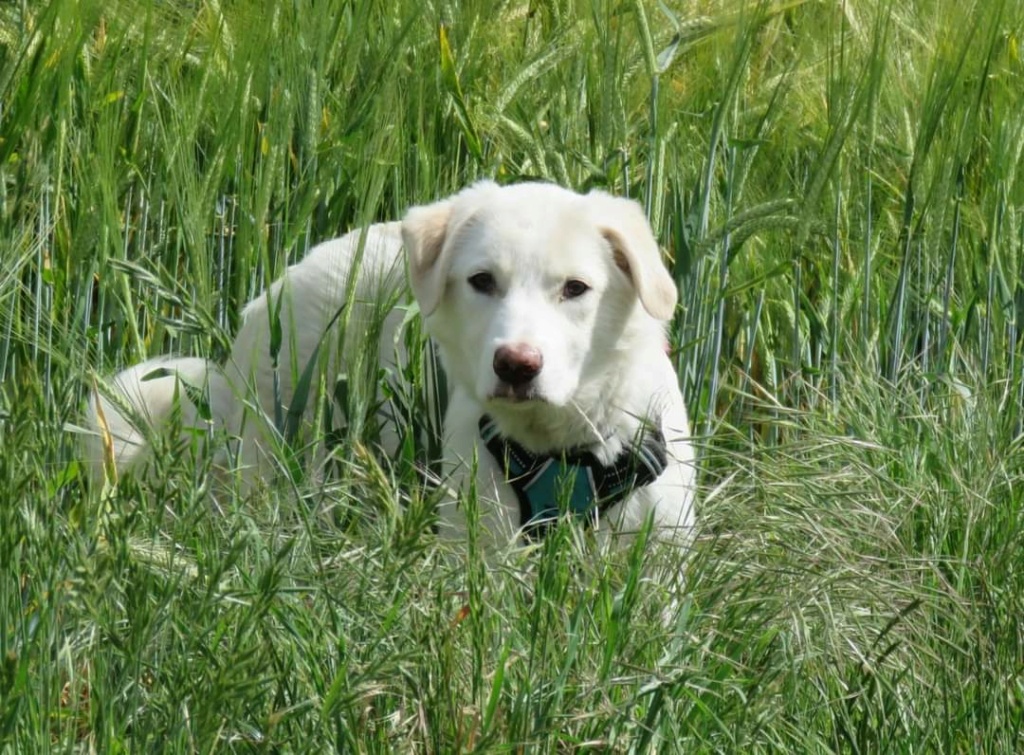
[2,0,1023,751]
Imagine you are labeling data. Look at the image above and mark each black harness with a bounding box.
[478,415,667,541]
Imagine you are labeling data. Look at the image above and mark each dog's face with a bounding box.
[402,181,677,427]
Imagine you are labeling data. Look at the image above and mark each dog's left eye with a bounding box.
[562,279,590,300]
[468,272,497,295]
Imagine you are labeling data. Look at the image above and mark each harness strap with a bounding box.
[479,415,667,541]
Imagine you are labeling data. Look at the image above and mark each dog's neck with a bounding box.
[483,406,618,460]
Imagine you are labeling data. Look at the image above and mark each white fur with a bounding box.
[86,182,695,551]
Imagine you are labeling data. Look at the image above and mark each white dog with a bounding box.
[88,181,695,551]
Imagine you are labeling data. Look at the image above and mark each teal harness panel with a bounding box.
[478,415,667,541]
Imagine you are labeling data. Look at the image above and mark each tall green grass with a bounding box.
[1,0,1022,750]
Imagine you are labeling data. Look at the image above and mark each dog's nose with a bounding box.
[493,344,543,385]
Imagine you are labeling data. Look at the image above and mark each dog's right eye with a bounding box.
[467,272,497,295]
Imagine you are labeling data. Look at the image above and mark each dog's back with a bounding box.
[86,223,408,485]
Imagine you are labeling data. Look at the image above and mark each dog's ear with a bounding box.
[403,181,500,315]
[402,199,454,316]
[587,191,678,321]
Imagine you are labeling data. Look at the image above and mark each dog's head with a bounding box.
[402,181,677,435]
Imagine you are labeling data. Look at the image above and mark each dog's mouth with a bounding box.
[487,381,547,404]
